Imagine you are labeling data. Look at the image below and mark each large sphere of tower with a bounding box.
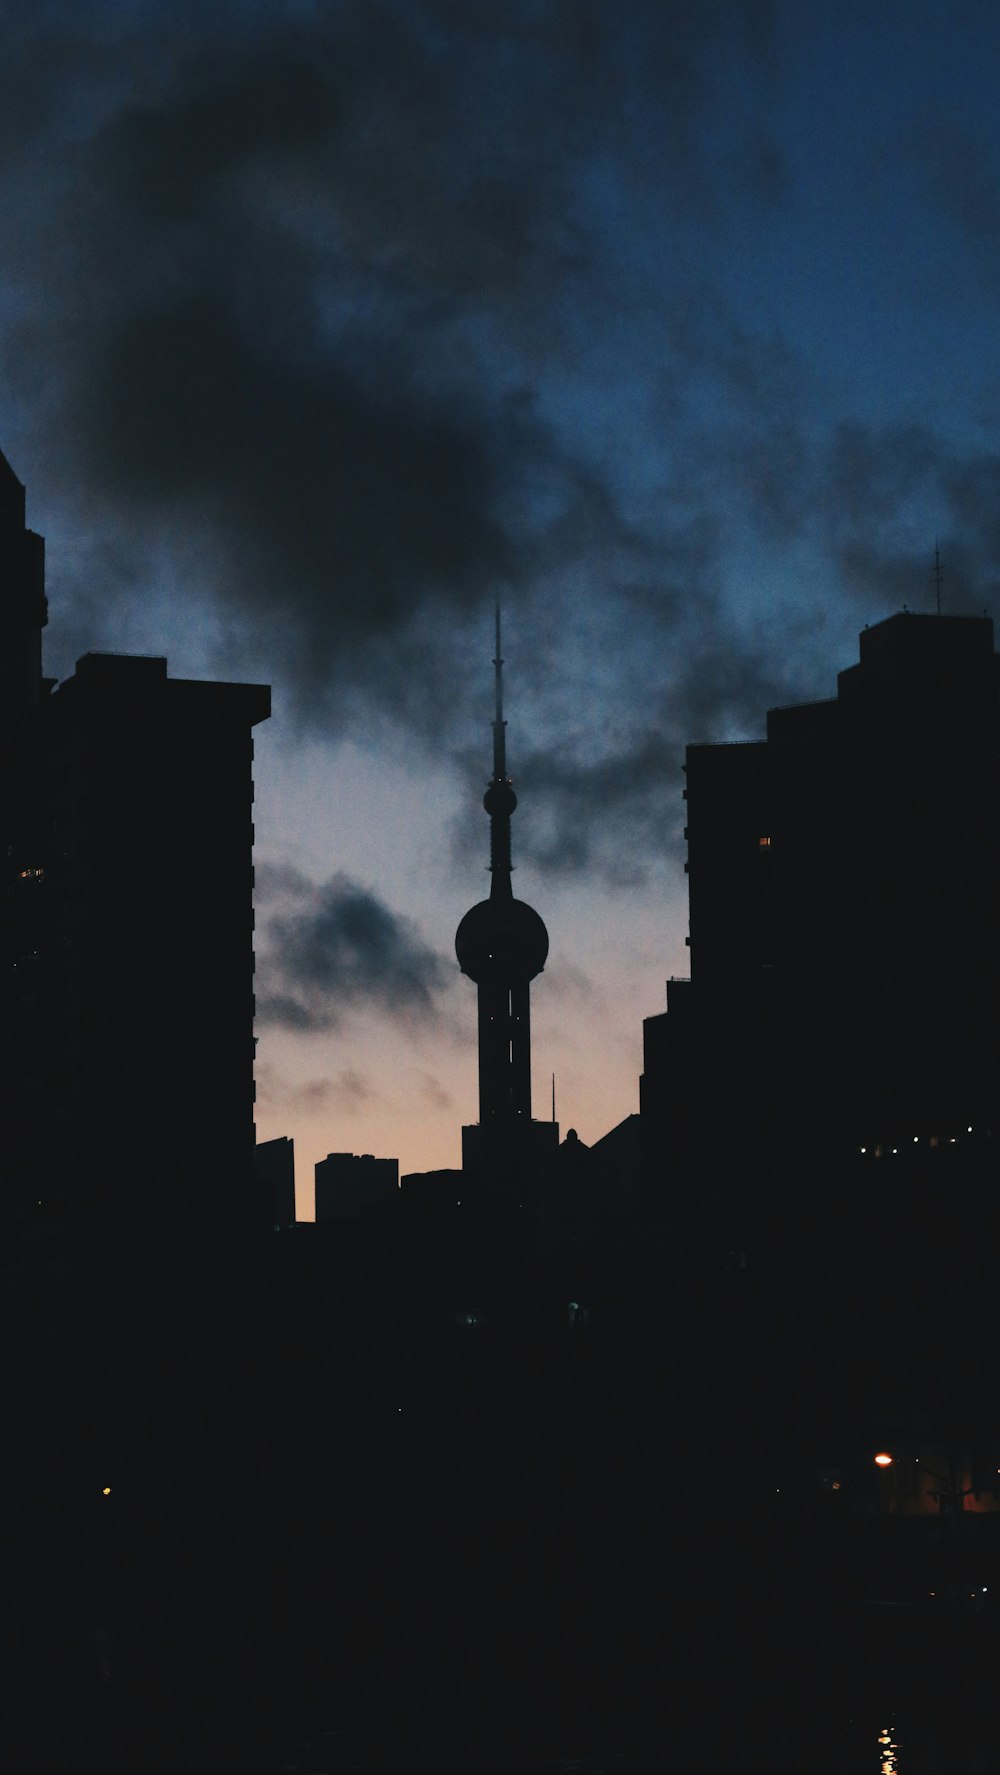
[483,779,517,818]
[455,896,549,985]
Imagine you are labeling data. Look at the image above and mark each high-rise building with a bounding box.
[643,611,1000,1205]
[455,612,557,1185]
[0,450,270,1228]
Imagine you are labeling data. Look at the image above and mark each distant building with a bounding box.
[254,1135,296,1229]
[643,612,1000,1207]
[314,1152,399,1220]
[0,450,270,1229]
[399,1168,464,1200]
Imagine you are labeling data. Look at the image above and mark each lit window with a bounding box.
[758,836,771,848]
[18,867,44,881]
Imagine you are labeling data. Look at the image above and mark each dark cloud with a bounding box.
[415,1071,453,1113]
[256,867,450,1032]
[491,619,818,883]
[6,0,1000,896]
[255,1061,373,1114]
[3,2,784,696]
[907,117,1000,255]
[296,1071,373,1116]
[813,422,1000,618]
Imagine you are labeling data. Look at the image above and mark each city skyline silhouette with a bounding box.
[5,3,1000,1191]
[4,7,1000,1763]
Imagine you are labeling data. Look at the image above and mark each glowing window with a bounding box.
[758,836,771,848]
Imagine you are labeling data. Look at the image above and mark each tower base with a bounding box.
[461,1119,560,1197]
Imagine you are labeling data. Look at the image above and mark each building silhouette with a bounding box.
[314,1150,399,1220]
[643,611,1000,1222]
[455,611,558,1186]
[0,450,270,1228]
[254,1134,297,1228]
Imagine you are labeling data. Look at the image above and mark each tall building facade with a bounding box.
[643,612,1000,1208]
[0,451,270,1228]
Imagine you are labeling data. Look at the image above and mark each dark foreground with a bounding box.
[3,1495,999,1773]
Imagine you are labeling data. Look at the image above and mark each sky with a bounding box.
[5,0,1000,1213]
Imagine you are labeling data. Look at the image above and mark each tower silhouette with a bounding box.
[455,611,554,1184]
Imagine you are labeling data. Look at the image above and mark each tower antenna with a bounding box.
[493,602,506,780]
[934,541,942,617]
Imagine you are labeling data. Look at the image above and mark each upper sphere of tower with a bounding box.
[483,777,517,818]
[455,895,549,985]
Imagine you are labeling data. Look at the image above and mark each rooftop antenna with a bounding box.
[551,1073,556,1123]
[934,541,942,617]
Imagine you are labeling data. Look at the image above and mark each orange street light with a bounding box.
[874,1452,893,1468]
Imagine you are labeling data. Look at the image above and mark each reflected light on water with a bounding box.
[878,1724,899,1774]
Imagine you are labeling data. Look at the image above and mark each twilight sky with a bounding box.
[5,0,1000,1211]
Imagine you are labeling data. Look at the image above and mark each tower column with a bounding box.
[510,980,531,1121]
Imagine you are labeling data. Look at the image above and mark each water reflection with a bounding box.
[878,1723,899,1775]
[861,1715,997,1775]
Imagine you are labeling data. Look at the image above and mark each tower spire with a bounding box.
[485,603,516,900]
[493,602,506,780]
